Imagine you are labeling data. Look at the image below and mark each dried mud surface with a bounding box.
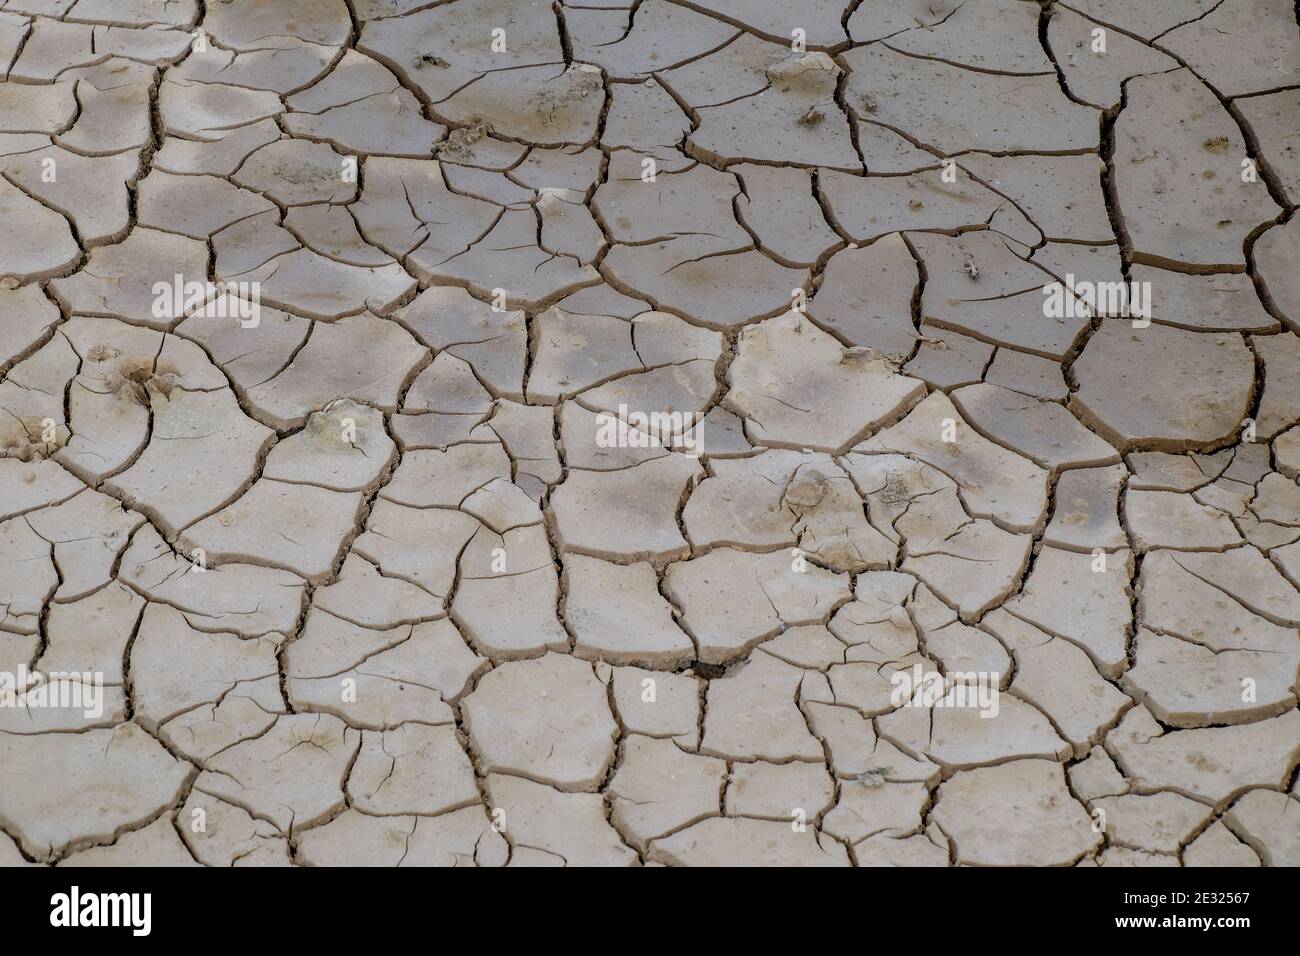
[0,0,1297,867]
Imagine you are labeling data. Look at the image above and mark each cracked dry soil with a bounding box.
[0,0,1297,868]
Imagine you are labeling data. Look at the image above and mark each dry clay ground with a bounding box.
[0,0,1298,868]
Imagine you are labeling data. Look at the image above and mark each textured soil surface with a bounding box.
[0,0,1298,867]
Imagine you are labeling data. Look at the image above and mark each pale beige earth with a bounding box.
[0,0,1297,867]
